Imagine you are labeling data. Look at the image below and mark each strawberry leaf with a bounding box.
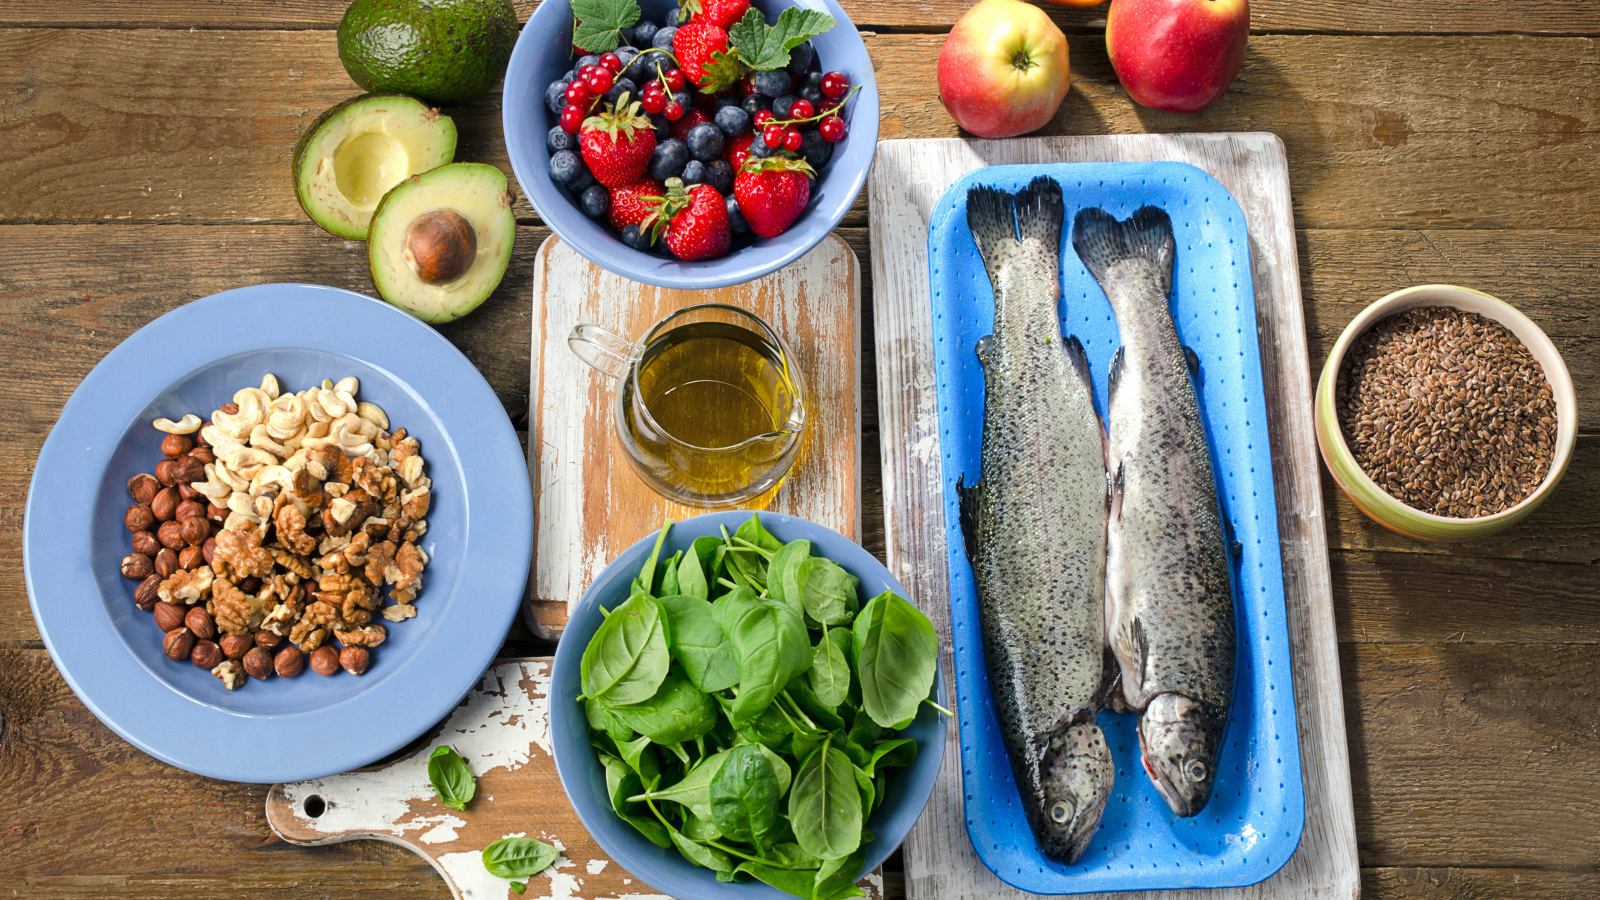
[573,0,642,53]
[728,7,834,71]
[699,48,747,93]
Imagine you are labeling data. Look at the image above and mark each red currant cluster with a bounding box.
[751,72,855,150]
[559,52,631,132]
[639,63,690,120]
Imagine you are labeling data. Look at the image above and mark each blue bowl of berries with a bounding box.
[503,0,877,288]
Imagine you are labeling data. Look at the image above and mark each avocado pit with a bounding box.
[403,208,478,285]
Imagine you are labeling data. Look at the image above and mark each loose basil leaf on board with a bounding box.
[790,738,864,861]
[657,594,740,693]
[583,592,672,706]
[611,671,719,744]
[809,628,852,708]
[864,737,918,778]
[796,557,859,627]
[852,591,939,729]
[710,744,781,844]
[605,757,672,847]
[481,836,559,879]
[427,745,476,811]
[765,539,811,615]
[629,749,729,822]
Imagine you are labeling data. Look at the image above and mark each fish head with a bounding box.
[1034,722,1115,863]
[1138,692,1225,818]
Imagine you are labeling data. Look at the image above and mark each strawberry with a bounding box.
[723,132,755,171]
[671,107,712,142]
[734,157,814,239]
[643,178,731,260]
[673,21,741,91]
[681,0,749,30]
[579,94,657,188]
[608,178,665,230]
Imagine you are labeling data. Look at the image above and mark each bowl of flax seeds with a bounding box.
[1314,284,1577,541]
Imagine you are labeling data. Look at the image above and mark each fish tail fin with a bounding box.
[966,186,1018,283]
[1062,335,1094,395]
[1071,205,1176,294]
[1013,176,1064,251]
[956,474,980,562]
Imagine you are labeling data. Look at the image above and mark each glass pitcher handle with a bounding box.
[568,323,637,380]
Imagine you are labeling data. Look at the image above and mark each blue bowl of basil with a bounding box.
[550,511,948,900]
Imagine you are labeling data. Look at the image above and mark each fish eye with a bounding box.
[1184,758,1208,783]
[1050,800,1073,823]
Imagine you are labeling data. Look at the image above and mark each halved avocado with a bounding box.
[294,94,457,239]
[368,163,516,323]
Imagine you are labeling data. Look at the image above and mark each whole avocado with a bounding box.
[338,0,519,107]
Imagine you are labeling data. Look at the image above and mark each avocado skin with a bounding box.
[339,0,519,107]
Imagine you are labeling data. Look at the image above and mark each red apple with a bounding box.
[1106,0,1249,113]
[937,0,1072,139]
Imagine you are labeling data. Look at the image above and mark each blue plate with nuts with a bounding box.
[23,284,532,783]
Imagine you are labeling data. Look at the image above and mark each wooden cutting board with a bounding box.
[265,657,885,900]
[867,136,1359,900]
[522,235,862,640]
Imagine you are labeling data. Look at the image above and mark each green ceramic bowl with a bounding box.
[1314,284,1577,541]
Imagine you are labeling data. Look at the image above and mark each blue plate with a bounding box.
[928,163,1305,893]
[23,284,533,784]
[549,511,946,900]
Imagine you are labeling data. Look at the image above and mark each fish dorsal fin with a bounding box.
[966,186,1017,286]
[956,474,980,562]
[1183,345,1201,381]
[1071,206,1176,295]
[1062,335,1093,394]
[1108,346,1124,402]
[1013,176,1063,251]
[1109,461,1125,520]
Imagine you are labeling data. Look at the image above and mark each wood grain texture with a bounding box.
[523,235,860,639]
[1361,867,1600,899]
[867,135,1357,899]
[5,30,1600,232]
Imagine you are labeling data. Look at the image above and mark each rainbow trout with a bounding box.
[957,177,1113,863]
[1072,206,1236,818]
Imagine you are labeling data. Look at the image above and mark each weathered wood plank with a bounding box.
[4,31,1600,231]
[1362,868,1600,899]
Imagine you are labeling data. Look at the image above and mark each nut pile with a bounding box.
[1336,306,1557,518]
[120,374,432,690]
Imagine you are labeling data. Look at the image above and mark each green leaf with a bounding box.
[610,671,719,744]
[637,522,671,595]
[851,760,874,818]
[787,680,847,733]
[809,629,852,708]
[727,7,835,72]
[583,592,672,706]
[683,812,722,842]
[852,591,939,730]
[585,695,635,742]
[710,744,781,844]
[766,539,811,616]
[572,0,643,53]
[427,745,475,812]
[618,734,662,789]
[717,589,811,725]
[678,543,709,601]
[669,826,735,873]
[661,552,681,596]
[796,558,859,627]
[511,881,526,894]
[630,750,728,822]
[657,594,740,693]
[863,738,918,777]
[481,837,559,879]
[606,757,672,847]
[790,737,863,861]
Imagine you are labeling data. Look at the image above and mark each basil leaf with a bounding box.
[755,742,793,798]
[661,552,681,596]
[864,738,918,778]
[610,671,719,744]
[657,593,740,693]
[766,539,811,617]
[788,679,848,733]
[683,812,722,842]
[481,836,559,879]
[427,745,475,811]
[718,590,811,725]
[511,881,526,894]
[809,628,852,708]
[585,696,635,742]
[637,522,671,596]
[605,757,672,847]
[617,734,661,790]
[797,557,859,627]
[852,591,938,729]
[670,826,735,873]
[851,760,874,818]
[582,592,671,706]
[677,542,709,601]
[710,744,780,844]
[630,749,727,821]
[790,738,863,860]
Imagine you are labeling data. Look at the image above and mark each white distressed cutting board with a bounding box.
[868,135,1359,900]
[523,235,862,640]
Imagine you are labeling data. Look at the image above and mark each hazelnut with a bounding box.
[163,627,196,661]
[171,456,206,485]
[179,545,205,570]
[176,499,205,521]
[158,520,184,550]
[151,486,180,522]
[153,601,186,632]
[134,575,162,611]
[125,503,156,533]
[220,633,255,659]
[184,607,216,641]
[179,516,209,547]
[221,402,240,415]
[404,209,478,285]
[161,432,193,459]
[238,576,263,595]
[195,426,211,448]
[339,646,371,676]
[121,552,154,580]
[253,629,283,650]
[154,459,177,487]
[177,482,202,502]
[131,530,161,556]
[273,645,305,678]
[202,537,217,565]
[189,446,216,465]
[127,473,161,505]
[309,645,341,676]
[206,504,228,524]
[190,640,223,669]
[154,548,179,579]
[242,647,275,680]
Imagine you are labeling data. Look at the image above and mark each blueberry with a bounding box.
[800,128,833,169]
[603,77,638,108]
[648,139,689,180]
[671,90,693,113]
[581,184,611,218]
[666,8,681,26]
[652,26,677,51]
[616,47,639,66]
[686,123,724,161]
[802,70,825,92]
[773,94,798,120]
[569,162,597,192]
[751,69,791,98]
[681,160,707,185]
[787,42,813,77]
[621,224,651,250]
[631,21,659,48]
[726,195,749,234]
[623,53,660,85]
[714,95,740,110]
[741,93,773,118]
[749,132,777,159]
[549,150,584,185]
[798,84,823,105]
[546,79,571,115]
[577,54,601,71]
[650,112,672,141]
[706,159,734,195]
[714,104,751,137]
[548,125,576,154]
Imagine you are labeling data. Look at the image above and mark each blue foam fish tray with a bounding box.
[928,162,1305,894]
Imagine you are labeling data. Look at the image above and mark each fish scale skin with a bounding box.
[961,179,1110,859]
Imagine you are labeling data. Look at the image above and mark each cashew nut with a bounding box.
[334,376,359,395]
[212,460,250,492]
[250,464,295,496]
[153,414,203,435]
[226,491,256,517]
[224,446,277,478]
[260,373,280,400]
[249,423,293,460]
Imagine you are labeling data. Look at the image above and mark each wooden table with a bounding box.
[2,3,1597,898]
